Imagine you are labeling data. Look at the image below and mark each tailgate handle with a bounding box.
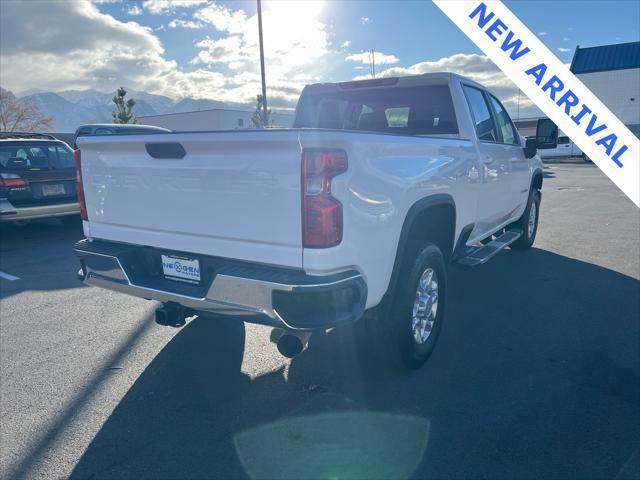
[145,143,186,159]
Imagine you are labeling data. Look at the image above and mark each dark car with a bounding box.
[73,123,170,148]
[0,133,79,225]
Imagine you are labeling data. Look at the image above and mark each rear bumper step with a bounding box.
[74,239,367,330]
[457,229,523,268]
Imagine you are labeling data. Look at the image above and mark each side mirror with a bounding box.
[536,118,558,149]
[523,138,537,158]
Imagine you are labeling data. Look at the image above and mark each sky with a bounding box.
[1,0,639,117]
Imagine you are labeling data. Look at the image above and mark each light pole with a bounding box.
[257,0,268,125]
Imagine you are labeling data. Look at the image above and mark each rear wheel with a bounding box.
[374,242,447,369]
[582,153,592,163]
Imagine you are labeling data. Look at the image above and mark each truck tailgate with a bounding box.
[78,131,303,268]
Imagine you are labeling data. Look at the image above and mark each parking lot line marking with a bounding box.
[0,271,19,281]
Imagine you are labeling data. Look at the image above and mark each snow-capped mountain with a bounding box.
[15,88,251,132]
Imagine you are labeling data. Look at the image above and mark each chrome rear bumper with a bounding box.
[0,199,79,222]
[74,239,366,330]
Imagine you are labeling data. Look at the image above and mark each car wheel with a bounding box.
[582,153,592,163]
[510,189,541,250]
[376,242,447,370]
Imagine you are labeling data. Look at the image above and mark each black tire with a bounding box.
[510,189,540,250]
[582,153,592,163]
[375,242,447,369]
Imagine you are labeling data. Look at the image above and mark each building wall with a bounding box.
[139,109,296,131]
[139,109,253,131]
[577,68,640,125]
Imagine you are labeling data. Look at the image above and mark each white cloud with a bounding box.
[361,53,542,118]
[341,40,351,48]
[557,47,571,52]
[360,17,372,24]
[194,2,247,34]
[0,0,330,109]
[347,51,400,65]
[0,0,224,100]
[0,0,546,118]
[538,31,547,36]
[142,0,207,15]
[168,18,203,29]
[189,1,330,105]
[126,4,143,16]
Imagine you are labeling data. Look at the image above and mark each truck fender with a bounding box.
[379,194,456,311]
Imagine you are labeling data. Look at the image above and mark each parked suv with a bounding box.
[0,133,79,225]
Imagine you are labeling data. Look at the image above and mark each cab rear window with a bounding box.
[294,84,459,136]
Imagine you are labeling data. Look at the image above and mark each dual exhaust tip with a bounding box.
[153,302,311,358]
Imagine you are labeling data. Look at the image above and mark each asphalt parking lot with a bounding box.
[1,163,638,480]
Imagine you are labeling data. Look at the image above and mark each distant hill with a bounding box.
[26,92,103,132]
[15,88,252,132]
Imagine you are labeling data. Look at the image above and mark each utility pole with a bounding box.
[257,0,268,125]
[369,49,376,78]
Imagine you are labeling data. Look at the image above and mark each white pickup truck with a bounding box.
[74,73,556,369]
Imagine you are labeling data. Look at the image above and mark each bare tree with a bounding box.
[0,87,53,132]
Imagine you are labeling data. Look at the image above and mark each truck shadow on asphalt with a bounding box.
[0,219,85,298]
[25,248,640,479]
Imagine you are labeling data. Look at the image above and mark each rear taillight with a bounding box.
[74,149,88,221]
[302,148,347,248]
[0,173,28,188]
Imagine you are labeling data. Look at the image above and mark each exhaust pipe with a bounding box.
[277,331,312,358]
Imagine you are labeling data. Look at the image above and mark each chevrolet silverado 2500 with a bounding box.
[74,73,556,369]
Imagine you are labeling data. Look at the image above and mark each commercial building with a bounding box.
[570,41,640,137]
[138,108,294,131]
[514,41,639,158]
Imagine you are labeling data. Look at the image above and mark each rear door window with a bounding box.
[463,86,498,142]
[295,84,459,135]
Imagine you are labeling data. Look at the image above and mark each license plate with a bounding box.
[42,184,65,196]
[161,254,201,284]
